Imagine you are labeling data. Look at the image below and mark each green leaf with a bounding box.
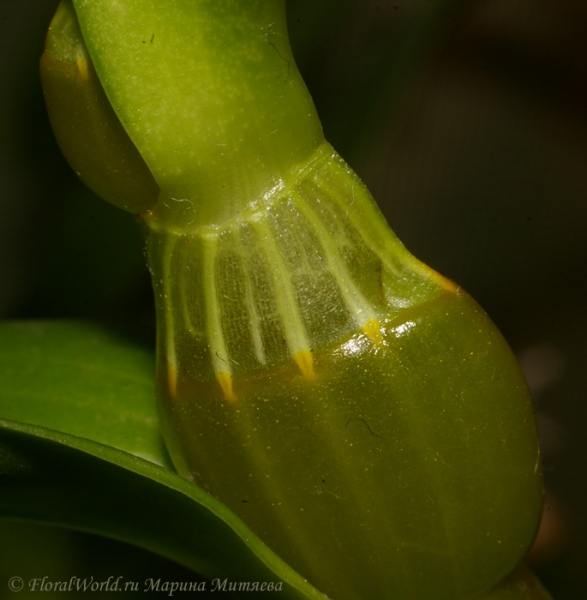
[0,320,327,600]
[0,321,166,466]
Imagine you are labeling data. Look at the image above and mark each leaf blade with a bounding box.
[0,320,168,466]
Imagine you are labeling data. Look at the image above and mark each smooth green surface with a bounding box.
[71,0,323,227]
[0,321,326,600]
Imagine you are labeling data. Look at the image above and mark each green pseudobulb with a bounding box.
[41,2,545,599]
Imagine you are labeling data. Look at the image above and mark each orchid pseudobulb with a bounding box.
[41,2,545,599]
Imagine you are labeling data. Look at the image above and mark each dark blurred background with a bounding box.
[1,0,585,597]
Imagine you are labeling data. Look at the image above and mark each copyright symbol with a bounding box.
[8,577,24,592]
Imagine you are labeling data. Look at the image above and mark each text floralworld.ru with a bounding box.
[17,576,284,595]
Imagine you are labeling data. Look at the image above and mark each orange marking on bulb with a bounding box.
[168,362,178,398]
[417,262,460,294]
[76,56,89,79]
[217,371,236,401]
[294,349,314,378]
[362,318,383,347]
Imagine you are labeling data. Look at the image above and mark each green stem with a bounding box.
[72,0,323,228]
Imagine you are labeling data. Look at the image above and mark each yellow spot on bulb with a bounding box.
[362,319,383,346]
[419,263,459,293]
[217,371,236,401]
[294,349,314,378]
[76,56,89,79]
[168,362,178,398]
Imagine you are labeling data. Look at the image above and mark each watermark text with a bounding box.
[7,576,284,595]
